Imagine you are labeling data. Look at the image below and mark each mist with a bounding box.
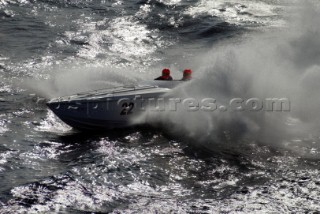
[23,64,144,99]
[137,1,320,151]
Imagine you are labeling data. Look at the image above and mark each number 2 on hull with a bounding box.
[120,102,134,115]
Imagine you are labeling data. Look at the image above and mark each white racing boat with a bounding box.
[46,80,182,130]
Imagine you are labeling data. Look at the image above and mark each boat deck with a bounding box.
[48,85,171,103]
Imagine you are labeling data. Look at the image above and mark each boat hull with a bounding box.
[47,99,135,130]
[46,85,172,130]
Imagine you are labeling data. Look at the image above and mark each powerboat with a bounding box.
[46,80,182,130]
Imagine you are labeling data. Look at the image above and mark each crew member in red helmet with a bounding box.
[181,69,192,81]
[155,68,173,80]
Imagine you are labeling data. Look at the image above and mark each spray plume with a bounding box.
[137,2,320,151]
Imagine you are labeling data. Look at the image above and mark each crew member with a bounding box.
[181,69,192,81]
[155,68,173,80]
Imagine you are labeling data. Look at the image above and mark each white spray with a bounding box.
[137,2,320,151]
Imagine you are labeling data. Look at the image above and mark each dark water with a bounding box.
[1,0,320,213]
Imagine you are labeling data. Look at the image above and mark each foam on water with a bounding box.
[185,0,285,27]
[70,14,171,66]
[157,0,182,6]
[35,111,72,133]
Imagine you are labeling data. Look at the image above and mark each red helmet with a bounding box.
[183,69,192,76]
[162,68,170,76]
